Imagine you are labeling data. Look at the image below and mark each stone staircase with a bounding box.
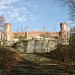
[7,53,68,75]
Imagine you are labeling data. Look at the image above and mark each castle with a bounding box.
[0,22,68,45]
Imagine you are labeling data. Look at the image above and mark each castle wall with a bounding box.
[14,39,57,53]
[3,22,68,45]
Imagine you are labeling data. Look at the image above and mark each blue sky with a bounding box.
[0,0,70,32]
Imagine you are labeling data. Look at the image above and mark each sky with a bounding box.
[0,0,70,32]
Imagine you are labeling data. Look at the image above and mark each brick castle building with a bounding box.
[2,22,68,44]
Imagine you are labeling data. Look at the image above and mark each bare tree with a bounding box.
[58,0,75,21]
[0,16,5,31]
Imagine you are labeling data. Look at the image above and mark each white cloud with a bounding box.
[0,5,9,9]
[24,2,32,7]
[17,16,27,22]
[0,11,5,15]
[0,0,38,24]
[5,17,11,23]
[0,0,20,5]
[29,14,36,20]
[0,0,20,10]
[8,8,20,17]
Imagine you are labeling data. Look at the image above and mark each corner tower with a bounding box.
[59,22,68,43]
[4,23,13,42]
[4,23,11,32]
[60,22,67,31]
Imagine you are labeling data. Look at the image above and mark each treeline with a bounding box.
[50,44,75,63]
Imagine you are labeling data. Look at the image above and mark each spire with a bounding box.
[21,25,23,32]
[43,26,46,32]
[26,26,28,32]
[26,26,28,38]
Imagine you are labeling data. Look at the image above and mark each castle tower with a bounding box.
[59,22,68,43]
[60,22,67,31]
[4,23,11,32]
[4,23,13,42]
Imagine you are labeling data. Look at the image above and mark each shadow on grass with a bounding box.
[35,52,52,59]
[7,58,40,75]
